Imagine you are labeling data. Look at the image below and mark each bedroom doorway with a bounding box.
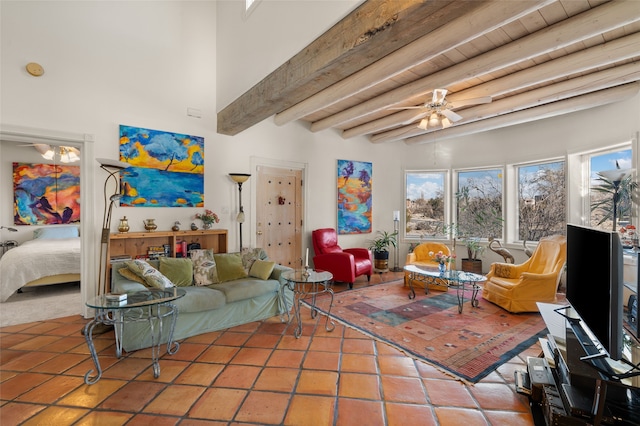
[0,125,95,322]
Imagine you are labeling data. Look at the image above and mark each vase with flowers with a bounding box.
[195,209,219,230]
[430,250,456,274]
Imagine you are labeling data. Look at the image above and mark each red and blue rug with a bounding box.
[303,281,547,383]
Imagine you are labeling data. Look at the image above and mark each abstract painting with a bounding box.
[337,159,372,234]
[119,125,204,207]
[13,163,81,225]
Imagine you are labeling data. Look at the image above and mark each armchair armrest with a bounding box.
[406,253,416,264]
[271,264,293,283]
[313,252,356,283]
[344,248,371,260]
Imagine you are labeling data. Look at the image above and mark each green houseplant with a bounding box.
[368,230,397,271]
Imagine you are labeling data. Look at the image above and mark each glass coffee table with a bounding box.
[404,264,486,313]
[281,269,335,338]
[84,288,186,384]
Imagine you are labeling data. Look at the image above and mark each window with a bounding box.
[517,161,566,241]
[405,171,447,239]
[455,169,503,239]
[589,148,633,231]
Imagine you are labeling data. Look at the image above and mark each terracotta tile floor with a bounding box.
[0,272,538,425]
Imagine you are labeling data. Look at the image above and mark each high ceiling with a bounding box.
[217,0,640,145]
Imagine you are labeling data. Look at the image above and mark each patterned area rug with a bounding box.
[303,280,547,383]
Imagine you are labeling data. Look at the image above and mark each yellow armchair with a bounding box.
[404,242,452,291]
[482,235,566,313]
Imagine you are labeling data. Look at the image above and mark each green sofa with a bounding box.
[110,249,294,352]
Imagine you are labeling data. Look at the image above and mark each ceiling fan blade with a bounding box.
[388,106,424,110]
[451,96,492,108]
[401,111,429,125]
[441,109,462,122]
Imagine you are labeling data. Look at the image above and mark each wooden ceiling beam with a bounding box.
[403,83,640,145]
[273,0,554,126]
[342,31,640,138]
[371,61,640,143]
[217,0,473,136]
[322,0,640,134]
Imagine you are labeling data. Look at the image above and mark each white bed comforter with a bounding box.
[0,237,81,302]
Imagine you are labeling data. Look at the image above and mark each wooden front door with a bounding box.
[255,166,303,267]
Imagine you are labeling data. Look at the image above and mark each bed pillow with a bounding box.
[33,226,79,239]
[249,259,275,280]
[125,259,175,289]
[159,257,193,287]
[214,253,248,283]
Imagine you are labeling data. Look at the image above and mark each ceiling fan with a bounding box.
[392,89,492,130]
[19,143,81,163]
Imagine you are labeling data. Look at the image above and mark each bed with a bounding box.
[0,226,81,302]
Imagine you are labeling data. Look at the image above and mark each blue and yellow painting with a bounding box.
[337,159,372,234]
[13,163,81,225]
[119,125,204,207]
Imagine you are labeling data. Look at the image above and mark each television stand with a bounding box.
[529,303,640,426]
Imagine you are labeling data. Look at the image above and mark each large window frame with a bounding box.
[404,170,450,241]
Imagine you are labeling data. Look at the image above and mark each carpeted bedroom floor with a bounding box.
[0,282,81,327]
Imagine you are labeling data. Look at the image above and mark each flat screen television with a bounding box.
[566,224,623,361]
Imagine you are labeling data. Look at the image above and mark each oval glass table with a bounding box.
[84,288,186,384]
[404,264,486,313]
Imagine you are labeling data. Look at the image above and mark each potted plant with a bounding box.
[368,230,398,271]
[443,224,487,274]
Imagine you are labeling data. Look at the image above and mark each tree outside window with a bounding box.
[518,161,566,241]
[589,148,634,231]
[405,171,446,239]
[456,169,503,239]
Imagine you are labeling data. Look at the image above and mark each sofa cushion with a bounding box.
[159,257,193,287]
[212,278,279,303]
[125,259,175,289]
[249,259,275,280]
[214,253,248,283]
[241,247,265,274]
[175,286,226,313]
[191,249,220,286]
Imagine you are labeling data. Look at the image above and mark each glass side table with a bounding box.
[84,288,186,384]
[281,269,335,338]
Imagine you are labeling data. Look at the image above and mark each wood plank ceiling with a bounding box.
[217,0,640,145]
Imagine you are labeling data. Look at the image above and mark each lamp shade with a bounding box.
[229,173,251,183]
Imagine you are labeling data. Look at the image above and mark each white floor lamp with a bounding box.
[391,210,402,272]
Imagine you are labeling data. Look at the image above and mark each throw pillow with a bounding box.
[33,226,79,239]
[159,257,193,287]
[214,253,248,283]
[125,259,175,289]
[249,259,276,280]
[191,249,219,286]
[241,247,264,274]
[118,267,146,285]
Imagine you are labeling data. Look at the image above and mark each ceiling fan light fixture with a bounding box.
[428,113,440,127]
[441,117,452,128]
[418,118,429,130]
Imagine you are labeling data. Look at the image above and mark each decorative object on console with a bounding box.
[13,163,81,225]
[117,217,129,233]
[118,124,204,208]
[195,209,219,230]
[229,173,251,251]
[337,159,372,235]
[97,157,130,298]
[143,219,157,231]
[172,221,181,231]
[190,222,198,231]
[488,237,515,263]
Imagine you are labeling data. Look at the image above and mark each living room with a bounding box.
[1,1,639,424]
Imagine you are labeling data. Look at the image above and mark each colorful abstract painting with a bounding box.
[119,125,204,207]
[337,159,372,234]
[13,163,81,225]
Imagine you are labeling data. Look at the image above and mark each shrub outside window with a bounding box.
[589,148,634,231]
[456,169,503,240]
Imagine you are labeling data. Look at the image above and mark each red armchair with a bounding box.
[312,228,373,289]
